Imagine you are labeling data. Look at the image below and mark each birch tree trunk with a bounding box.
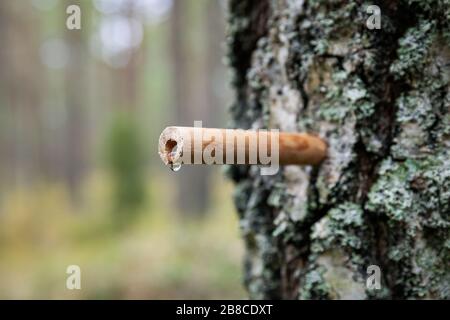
[226,0,449,299]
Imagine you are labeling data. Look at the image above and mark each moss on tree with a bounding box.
[226,0,449,299]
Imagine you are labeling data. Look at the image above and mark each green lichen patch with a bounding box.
[390,20,436,79]
[311,202,367,267]
[298,266,332,300]
[366,153,450,298]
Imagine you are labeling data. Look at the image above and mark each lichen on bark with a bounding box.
[225,0,449,299]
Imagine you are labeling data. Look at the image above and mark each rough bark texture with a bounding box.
[226,0,449,299]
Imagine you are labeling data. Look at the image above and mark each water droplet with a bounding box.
[170,162,182,172]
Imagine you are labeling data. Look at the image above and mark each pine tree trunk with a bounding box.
[226,0,449,299]
[64,0,88,203]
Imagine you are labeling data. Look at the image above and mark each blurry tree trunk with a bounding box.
[206,0,228,128]
[0,2,46,187]
[0,1,8,187]
[105,0,147,218]
[116,0,141,111]
[170,0,212,216]
[226,0,449,299]
[64,0,87,203]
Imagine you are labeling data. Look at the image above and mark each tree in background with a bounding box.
[64,0,88,203]
[106,113,146,228]
[226,0,449,299]
[0,1,47,186]
[170,0,226,216]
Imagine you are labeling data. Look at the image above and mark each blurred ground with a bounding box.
[0,172,245,299]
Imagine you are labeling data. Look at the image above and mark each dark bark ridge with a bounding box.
[226,0,449,299]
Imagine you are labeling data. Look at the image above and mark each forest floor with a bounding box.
[0,172,245,299]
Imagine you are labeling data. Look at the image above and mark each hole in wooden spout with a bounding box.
[164,139,181,172]
[165,139,178,155]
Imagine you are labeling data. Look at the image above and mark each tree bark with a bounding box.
[64,0,88,203]
[0,2,46,186]
[226,0,449,299]
[170,0,212,216]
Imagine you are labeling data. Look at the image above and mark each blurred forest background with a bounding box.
[0,0,245,299]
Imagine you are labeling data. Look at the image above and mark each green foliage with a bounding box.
[105,114,146,227]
